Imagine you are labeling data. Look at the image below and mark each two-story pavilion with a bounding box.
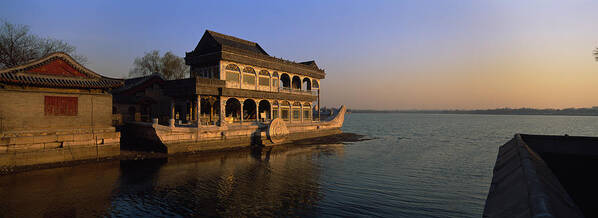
[163,30,324,126]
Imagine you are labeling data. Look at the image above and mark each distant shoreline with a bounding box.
[349,108,598,116]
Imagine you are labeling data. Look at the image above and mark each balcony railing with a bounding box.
[279,87,317,95]
[222,80,318,95]
[196,77,226,88]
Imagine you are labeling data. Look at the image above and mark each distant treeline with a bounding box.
[350,107,598,116]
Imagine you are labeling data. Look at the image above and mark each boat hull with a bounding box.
[121,105,347,154]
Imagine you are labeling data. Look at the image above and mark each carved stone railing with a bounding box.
[279,87,317,95]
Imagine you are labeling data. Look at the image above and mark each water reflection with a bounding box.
[0,143,345,217]
[0,162,121,217]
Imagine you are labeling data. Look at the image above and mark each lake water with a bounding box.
[2,113,598,217]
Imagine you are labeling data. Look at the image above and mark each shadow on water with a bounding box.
[250,131,268,161]
[119,123,167,153]
[250,137,273,162]
[117,158,168,190]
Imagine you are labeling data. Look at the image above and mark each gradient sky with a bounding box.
[2,0,598,110]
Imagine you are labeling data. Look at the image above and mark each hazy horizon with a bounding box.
[2,0,598,110]
[349,106,598,111]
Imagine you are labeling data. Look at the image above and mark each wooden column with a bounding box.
[317,89,321,121]
[188,100,193,122]
[270,100,274,120]
[300,104,304,122]
[240,100,244,124]
[209,101,214,124]
[219,97,225,126]
[200,95,201,127]
[256,100,260,123]
[170,100,175,127]
[193,103,196,120]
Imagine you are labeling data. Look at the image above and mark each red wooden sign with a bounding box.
[44,96,78,116]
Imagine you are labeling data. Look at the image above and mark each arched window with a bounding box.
[258,70,270,87]
[280,73,290,89]
[292,102,301,121]
[200,97,220,124]
[225,98,241,123]
[303,103,312,121]
[272,100,279,119]
[242,67,256,86]
[280,101,291,121]
[292,76,301,90]
[302,78,312,91]
[258,100,271,121]
[258,70,270,76]
[225,64,240,83]
[243,99,257,120]
[312,80,319,89]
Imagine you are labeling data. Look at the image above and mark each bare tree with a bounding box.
[0,21,87,69]
[129,50,161,77]
[594,47,598,61]
[161,52,188,80]
[129,50,189,80]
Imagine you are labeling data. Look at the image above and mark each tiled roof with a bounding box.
[206,30,269,56]
[112,73,164,94]
[186,30,325,79]
[0,52,123,89]
[299,60,318,69]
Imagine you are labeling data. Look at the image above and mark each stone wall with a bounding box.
[0,141,120,173]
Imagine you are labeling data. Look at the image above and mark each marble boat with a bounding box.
[115,30,346,154]
[121,105,346,154]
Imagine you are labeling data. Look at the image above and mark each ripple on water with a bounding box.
[3,113,598,217]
